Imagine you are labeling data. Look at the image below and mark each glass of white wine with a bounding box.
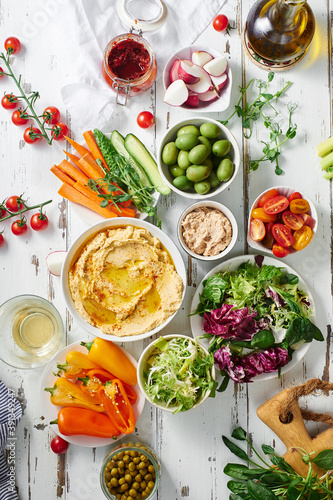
[0,295,65,369]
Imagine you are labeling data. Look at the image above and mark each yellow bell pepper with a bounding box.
[56,351,102,379]
[44,376,104,412]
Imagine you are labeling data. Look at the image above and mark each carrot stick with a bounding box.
[78,153,105,181]
[51,165,76,187]
[64,150,83,168]
[58,160,89,185]
[64,136,93,159]
[83,130,108,170]
[74,182,136,218]
[58,183,118,219]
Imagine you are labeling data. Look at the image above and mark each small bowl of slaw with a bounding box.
[137,334,216,414]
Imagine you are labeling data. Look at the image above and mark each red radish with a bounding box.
[203,56,228,77]
[164,79,189,106]
[181,59,193,67]
[211,73,228,92]
[198,89,219,102]
[185,92,199,107]
[178,61,200,84]
[170,60,181,82]
[46,251,67,276]
[187,65,213,94]
[191,50,213,67]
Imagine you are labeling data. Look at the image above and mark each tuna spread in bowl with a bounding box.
[68,224,184,338]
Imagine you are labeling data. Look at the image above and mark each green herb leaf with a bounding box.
[246,480,277,499]
[231,427,247,441]
[311,449,333,469]
[251,330,275,349]
[261,444,275,455]
[279,273,299,285]
[223,436,250,462]
[286,486,302,500]
[217,374,230,393]
[227,480,247,493]
[224,464,267,481]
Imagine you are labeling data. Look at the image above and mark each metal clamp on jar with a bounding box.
[103,0,167,105]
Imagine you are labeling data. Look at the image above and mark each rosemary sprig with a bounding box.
[220,72,298,175]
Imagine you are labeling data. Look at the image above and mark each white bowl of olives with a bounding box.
[157,117,240,199]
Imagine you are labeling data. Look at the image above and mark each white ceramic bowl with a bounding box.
[137,334,216,413]
[247,186,318,256]
[163,45,232,112]
[158,117,240,200]
[177,200,238,261]
[61,218,187,342]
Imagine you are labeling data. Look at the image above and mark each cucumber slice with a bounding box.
[124,134,171,195]
[110,131,152,188]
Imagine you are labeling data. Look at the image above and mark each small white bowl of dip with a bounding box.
[177,200,238,261]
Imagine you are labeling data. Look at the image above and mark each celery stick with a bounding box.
[323,169,333,179]
[317,135,333,157]
[320,151,333,170]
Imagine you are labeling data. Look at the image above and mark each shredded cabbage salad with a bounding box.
[144,336,216,414]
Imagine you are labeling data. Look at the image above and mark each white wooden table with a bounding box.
[0,1,332,499]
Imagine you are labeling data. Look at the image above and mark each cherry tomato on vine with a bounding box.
[0,67,4,79]
[51,122,69,141]
[43,106,61,125]
[12,109,28,126]
[11,219,28,236]
[257,188,279,208]
[272,244,290,258]
[23,127,42,144]
[0,233,4,248]
[1,94,18,110]
[250,218,266,241]
[137,111,154,129]
[30,213,48,231]
[4,37,21,55]
[0,208,7,218]
[50,436,69,455]
[263,195,289,215]
[6,196,24,212]
[212,14,230,32]
[288,191,302,203]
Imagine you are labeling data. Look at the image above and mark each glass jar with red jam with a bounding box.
[103,0,167,105]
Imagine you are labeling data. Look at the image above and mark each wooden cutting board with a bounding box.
[257,386,333,476]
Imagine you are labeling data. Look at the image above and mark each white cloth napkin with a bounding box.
[55,0,225,132]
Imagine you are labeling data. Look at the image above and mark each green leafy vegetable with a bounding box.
[223,429,333,499]
[220,72,297,175]
[143,336,216,414]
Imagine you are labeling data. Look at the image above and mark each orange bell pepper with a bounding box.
[81,338,137,386]
[56,351,102,379]
[97,379,136,435]
[51,407,121,438]
[44,377,104,412]
[79,369,137,405]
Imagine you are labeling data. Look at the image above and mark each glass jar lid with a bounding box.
[117,0,167,34]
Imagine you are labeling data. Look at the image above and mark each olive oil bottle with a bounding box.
[246,0,315,63]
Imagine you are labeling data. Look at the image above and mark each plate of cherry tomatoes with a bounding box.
[247,186,317,258]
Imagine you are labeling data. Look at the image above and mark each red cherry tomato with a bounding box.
[263,196,289,215]
[43,106,61,125]
[262,221,275,249]
[137,111,154,129]
[6,196,24,212]
[50,436,69,455]
[213,14,229,32]
[288,191,302,203]
[0,67,4,79]
[23,127,42,144]
[12,109,28,126]
[291,225,313,251]
[1,208,7,218]
[250,218,266,241]
[0,233,4,248]
[272,244,290,258]
[272,223,294,248]
[1,94,18,110]
[4,37,21,54]
[251,207,277,223]
[51,122,69,141]
[300,213,316,230]
[289,198,310,214]
[30,213,48,231]
[257,189,279,208]
[282,210,304,231]
[11,219,28,236]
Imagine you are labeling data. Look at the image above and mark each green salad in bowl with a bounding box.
[137,334,216,414]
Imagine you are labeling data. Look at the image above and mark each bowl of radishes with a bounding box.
[163,45,232,112]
